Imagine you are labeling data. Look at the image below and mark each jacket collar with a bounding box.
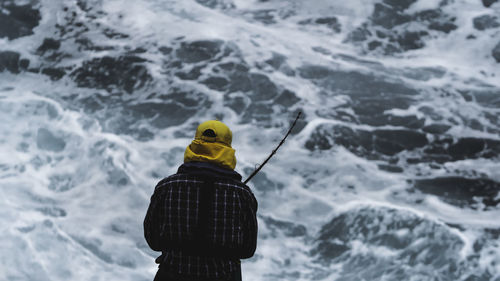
[177,162,242,181]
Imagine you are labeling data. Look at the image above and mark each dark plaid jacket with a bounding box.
[144,162,258,280]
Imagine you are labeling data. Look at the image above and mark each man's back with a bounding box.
[144,161,258,281]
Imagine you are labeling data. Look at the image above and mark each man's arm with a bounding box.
[144,183,164,252]
[240,189,258,259]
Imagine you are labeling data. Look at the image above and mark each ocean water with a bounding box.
[1,0,500,280]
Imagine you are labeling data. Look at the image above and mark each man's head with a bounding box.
[194,120,233,147]
[184,120,236,170]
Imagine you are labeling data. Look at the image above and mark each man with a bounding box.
[144,120,258,281]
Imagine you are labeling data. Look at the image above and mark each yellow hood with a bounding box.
[184,139,236,170]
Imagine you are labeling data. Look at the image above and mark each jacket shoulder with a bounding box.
[154,174,201,190]
[155,173,255,199]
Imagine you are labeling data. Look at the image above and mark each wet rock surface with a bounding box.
[0,2,41,40]
[413,177,500,209]
[312,207,465,279]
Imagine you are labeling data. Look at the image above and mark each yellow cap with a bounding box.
[194,120,232,147]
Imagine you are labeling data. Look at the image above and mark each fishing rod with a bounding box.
[244,111,302,184]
